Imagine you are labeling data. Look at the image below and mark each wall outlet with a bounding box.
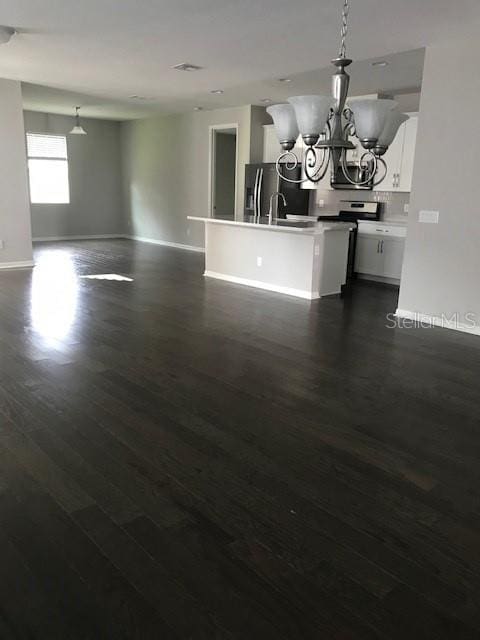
[314,244,320,256]
[0,240,4,250]
[419,209,439,224]
[404,203,409,214]
[256,256,262,267]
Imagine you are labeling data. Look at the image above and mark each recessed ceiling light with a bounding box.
[371,61,389,67]
[128,95,154,101]
[210,89,224,95]
[173,62,203,72]
[277,77,292,83]
[260,98,272,103]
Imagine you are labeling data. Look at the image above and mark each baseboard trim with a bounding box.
[33,234,126,242]
[357,273,400,287]
[0,260,35,270]
[204,270,318,299]
[127,235,205,253]
[395,308,480,336]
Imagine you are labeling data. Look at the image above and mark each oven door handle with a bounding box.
[256,168,264,222]
[253,169,260,222]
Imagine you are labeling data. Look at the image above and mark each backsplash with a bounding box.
[308,189,410,222]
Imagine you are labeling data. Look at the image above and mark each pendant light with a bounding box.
[69,106,87,135]
[267,0,409,188]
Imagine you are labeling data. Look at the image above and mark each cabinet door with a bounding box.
[381,237,405,279]
[354,236,383,275]
[301,134,332,190]
[373,123,405,192]
[346,133,361,163]
[397,116,418,192]
[263,125,281,163]
[355,235,405,278]
[263,125,305,164]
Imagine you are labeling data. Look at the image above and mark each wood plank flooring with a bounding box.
[0,238,480,638]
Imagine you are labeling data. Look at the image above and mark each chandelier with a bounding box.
[267,0,409,187]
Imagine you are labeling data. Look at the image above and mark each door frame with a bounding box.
[208,123,239,219]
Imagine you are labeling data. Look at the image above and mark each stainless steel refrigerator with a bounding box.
[244,163,309,220]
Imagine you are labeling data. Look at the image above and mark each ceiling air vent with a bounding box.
[173,63,203,72]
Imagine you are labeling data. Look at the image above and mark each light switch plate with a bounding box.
[0,240,4,250]
[317,198,324,208]
[403,203,409,214]
[419,210,439,224]
[256,256,262,267]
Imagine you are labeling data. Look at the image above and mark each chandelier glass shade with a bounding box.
[267,0,408,188]
[347,99,397,142]
[376,110,410,149]
[288,95,335,143]
[266,103,299,144]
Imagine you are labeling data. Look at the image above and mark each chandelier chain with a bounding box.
[338,0,349,58]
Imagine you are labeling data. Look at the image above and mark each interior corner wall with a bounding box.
[398,41,480,328]
[120,105,253,249]
[23,111,125,239]
[0,80,33,266]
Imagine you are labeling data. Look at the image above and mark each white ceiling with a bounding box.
[0,0,479,120]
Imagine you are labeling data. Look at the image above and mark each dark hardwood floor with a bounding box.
[1,238,480,639]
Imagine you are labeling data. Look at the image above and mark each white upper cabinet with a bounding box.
[301,132,332,190]
[375,123,405,192]
[263,124,304,164]
[263,124,281,163]
[373,113,418,193]
[397,116,418,192]
[345,133,361,162]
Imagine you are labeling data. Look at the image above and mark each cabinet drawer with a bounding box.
[357,222,406,238]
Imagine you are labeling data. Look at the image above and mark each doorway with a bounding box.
[209,124,238,220]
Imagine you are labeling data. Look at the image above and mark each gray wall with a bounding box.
[24,111,124,239]
[214,132,236,218]
[120,105,254,249]
[398,41,480,327]
[0,80,33,266]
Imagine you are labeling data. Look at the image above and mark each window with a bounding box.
[26,133,70,204]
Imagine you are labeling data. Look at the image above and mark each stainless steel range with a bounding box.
[316,201,381,279]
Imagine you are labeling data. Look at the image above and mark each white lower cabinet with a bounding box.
[355,223,406,281]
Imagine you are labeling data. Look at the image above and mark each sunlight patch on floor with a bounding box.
[80,273,134,282]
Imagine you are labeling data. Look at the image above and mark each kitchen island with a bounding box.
[188,216,352,299]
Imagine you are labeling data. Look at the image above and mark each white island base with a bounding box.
[188,217,352,300]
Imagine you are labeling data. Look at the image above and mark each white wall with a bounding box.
[398,41,480,329]
[24,111,124,239]
[121,105,266,249]
[0,80,33,267]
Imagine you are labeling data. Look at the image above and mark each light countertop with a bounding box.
[359,219,407,227]
[188,216,354,235]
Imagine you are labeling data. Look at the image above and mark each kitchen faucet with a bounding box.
[268,192,287,225]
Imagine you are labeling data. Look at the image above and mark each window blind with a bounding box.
[27,133,68,159]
